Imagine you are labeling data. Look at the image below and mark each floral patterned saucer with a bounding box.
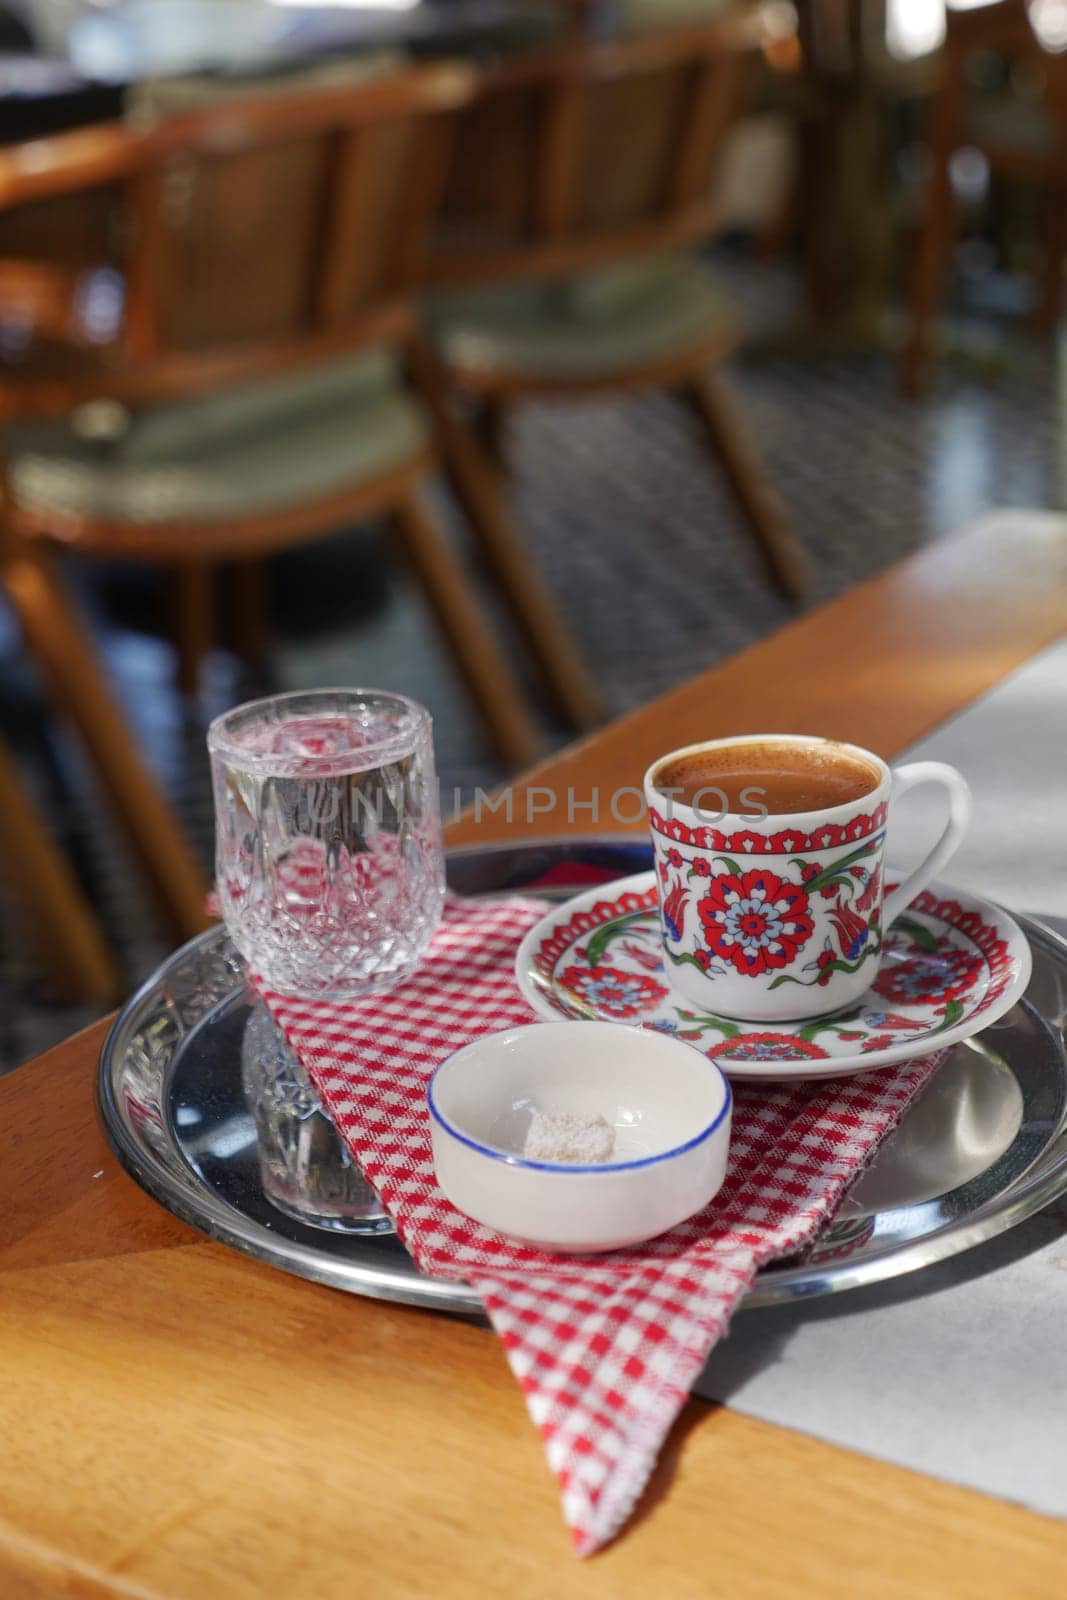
[515,872,1032,1081]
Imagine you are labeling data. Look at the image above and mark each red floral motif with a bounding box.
[709,1033,829,1063]
[854,867,882,914]
[660,814,695,843]
[827,897,871,961]
[972,974,1013,1015]
[800,863,841,900]
[559,964,668,1018]
[533,885,658,975]
[875,945,984,1005]
[908,892,1013,981]
[649,803,888,853]
[698,868,814,977]
[619,939,663,972]
[660,876,689,941]
[691,857,711,877]
[843,813,879,842]
[666,848,684,868]
[814,947,837,985]
[728,829,771,856]
[862,1009,927,1031]
[769,827,809,854]
[861,1033,899,1053]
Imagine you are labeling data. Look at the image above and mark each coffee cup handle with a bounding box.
[881,762,973,930]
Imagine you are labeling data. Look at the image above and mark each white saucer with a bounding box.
[515,871,1032,1081]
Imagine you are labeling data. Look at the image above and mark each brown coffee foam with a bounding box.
[652,739,879,815]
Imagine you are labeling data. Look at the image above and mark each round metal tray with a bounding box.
[98,838,1067,1314]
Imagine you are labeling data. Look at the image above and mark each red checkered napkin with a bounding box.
[253,894,941,1556]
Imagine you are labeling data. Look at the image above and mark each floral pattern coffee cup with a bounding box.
[643,734,973,1022]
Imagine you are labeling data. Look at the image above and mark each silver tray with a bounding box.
[98,838,1067,1314]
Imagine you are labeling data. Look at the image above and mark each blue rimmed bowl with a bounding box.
[427,1021,732,1253]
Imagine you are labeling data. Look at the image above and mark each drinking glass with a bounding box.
[209,688,445,999]
[209,688,446,1232]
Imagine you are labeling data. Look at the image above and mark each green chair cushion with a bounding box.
[429,253,733,384]
[616,0,741,32]
[8,348,428,525]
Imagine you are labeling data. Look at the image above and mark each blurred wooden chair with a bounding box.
[0,730,119,1002]
[124,49,599,733]
[0,62,607,943]
[423,9,811,599]
[902,0,1067,395]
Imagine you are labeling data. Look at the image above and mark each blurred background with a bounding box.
[1,0,1064,1064]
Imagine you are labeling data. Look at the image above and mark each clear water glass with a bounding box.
[208,688,445,999]
[209,688,445,1235]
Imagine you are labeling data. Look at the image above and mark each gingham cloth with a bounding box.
[253,894,942,1556]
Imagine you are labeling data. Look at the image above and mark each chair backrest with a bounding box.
[0,59,474,418]
[944,0,1067,148]
[427,10,768,287]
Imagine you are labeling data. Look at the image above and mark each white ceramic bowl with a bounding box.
[427,1021,732,1253]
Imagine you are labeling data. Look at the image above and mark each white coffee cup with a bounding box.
[643,733,972,1023]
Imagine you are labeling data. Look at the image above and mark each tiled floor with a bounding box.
[2,252,1064,1067]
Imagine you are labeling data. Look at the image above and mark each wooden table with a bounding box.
[4,510,1067,1599]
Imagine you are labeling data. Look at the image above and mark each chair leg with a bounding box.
[407,339,603,730]
[681,371,812,600]
[900,56,962,398]
[797,108,840,323]
[0,735,120,1004]
[901,160,956,396]
[230,557,271,667]
[172,561,216,699]
[478,395,510,475]
[390,486,542,770]
[2,550,210,942]
[1036,185,1067,336]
